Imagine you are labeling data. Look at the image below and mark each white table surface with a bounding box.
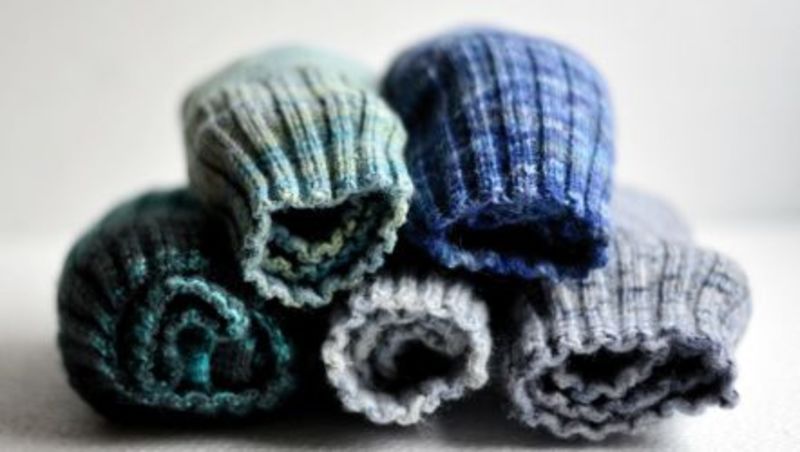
[1,221,797,451]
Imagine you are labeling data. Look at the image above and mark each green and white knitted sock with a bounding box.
[503,188,752,440]
[183,47,414,309]
[57,189,295,420]
[322,271,492,425]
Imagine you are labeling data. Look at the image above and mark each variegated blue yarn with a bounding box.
[57,189,296,420]
[383,28,614,280]
[183,47,414,309]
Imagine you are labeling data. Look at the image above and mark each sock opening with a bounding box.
[646,343,730,404]
[140,292,283,396]
[563,347,648,385]
[374,340,465,394]
[445,208,601,273]
[176,326,215,391]
[271,197,362,243]
[265,192,394,283]
[368,321,470,397]
[536,341,732,412]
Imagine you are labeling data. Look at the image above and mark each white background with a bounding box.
[0,1,798,451]
[1,0,799,238]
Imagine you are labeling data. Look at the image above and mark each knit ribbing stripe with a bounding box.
[184,48,414,307]
[503,189,750,440]
[383,28,614,279]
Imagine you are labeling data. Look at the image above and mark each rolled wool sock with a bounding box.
[382,27,614,280]
[57,190,295,420]
[322,273,492,425]
[183,47,414,308]
[503,188,752,440]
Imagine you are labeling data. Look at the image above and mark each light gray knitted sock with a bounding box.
[504,188,752,440]
[322,274,492,425]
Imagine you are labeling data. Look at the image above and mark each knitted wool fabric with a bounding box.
[322,273,492,425]
[382,28,614,280]
[183,47,414,308]
[503,189,751,440]
[57,190,295,420]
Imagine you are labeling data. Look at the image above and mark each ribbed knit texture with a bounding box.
[57,190,295,420]
[183,47,414,308]
[503,188,751,440]
[383,28,614,280]
[322,272,491,425]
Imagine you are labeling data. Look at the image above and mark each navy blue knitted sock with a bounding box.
[383,27,614,280]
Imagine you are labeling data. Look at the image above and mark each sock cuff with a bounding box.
[382,27,614,279]
[322,274,491,425]
[184,47,414,308]
[57,190,296,419]
[504,230,751,439]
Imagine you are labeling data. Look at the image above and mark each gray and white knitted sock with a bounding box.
[503,188,752,440]
[322,274,491,425]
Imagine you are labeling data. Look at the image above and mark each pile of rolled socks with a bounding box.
[57,26,751,441]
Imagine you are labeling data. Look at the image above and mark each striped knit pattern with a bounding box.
[322,271,491,425]
[503,188,751,440]
[383,27,614,280]
[57,190,295,420]
[183,47,414,308]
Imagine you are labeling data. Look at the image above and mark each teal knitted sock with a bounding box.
[57,189,295,420]
[183,47,414,308]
